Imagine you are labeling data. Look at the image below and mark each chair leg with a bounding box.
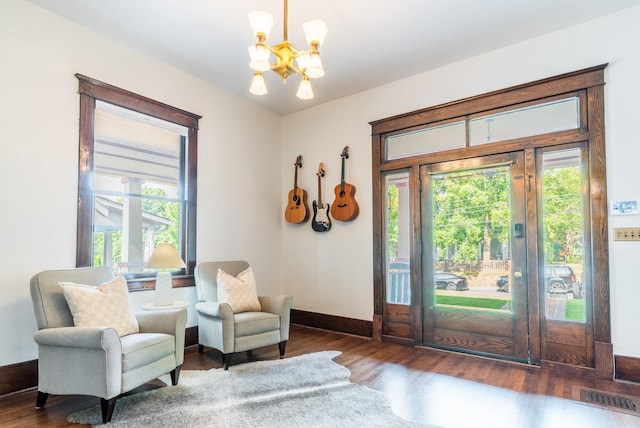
[222,353,232,370]
[278,340,287,357]
[170,365,182,385]
[35,391,48,409]
[198,344,204,354]
[101,397,118,423]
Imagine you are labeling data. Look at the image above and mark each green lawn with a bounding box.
[565,299,586,321]
[435,295,509,310]
[436,294,586,322]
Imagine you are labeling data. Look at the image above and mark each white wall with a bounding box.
[3,0,640,368]
[281,5,640,357]
[0,0,281,366]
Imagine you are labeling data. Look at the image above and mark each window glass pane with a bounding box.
[93,101,188,274]
[385,171,411,304]
[95,101,186,192]
[469,97,579,146]
[386,121,465,160]
[542,148,585,322]
[93,195,183,274]
[431,166,512,311]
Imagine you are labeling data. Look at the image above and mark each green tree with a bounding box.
[383,161,582,275]
[542,166,582,263]
[386,185,399,260]
[432,166,510,263]
[142,186,181,249]
[93,231,104,266]
[92,187,180,267]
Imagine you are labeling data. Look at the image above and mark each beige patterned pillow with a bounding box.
[217,267,262,313]
[60,274,139,337]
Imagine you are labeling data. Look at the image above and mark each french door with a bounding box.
[420,152,532,361]
[373,67,610,373]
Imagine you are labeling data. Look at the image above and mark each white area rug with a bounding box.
[67,351,430,427]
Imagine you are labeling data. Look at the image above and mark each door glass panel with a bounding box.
[431,165,512,311]
[386,121,465,160]
[385,171,411,304]
[469,97,579,145]
[542,148,585,321]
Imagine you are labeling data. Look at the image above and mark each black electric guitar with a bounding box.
[311,162,331,232]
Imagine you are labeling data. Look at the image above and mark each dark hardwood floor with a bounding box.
[2,324,640,427]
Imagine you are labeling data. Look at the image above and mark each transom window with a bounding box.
[384,95,580,161]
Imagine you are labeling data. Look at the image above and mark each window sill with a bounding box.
[127,274,195,292]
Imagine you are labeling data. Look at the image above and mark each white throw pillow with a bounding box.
[60,274,140,337]
[217,267,262,313]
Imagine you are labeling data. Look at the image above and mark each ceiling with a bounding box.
[26,0,640,116]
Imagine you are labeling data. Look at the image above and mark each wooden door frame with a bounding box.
[370,65,612,379]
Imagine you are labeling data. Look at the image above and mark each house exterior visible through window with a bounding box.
[76,75,200,281]
[93,101,188,273]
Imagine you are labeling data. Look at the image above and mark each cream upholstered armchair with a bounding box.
[30,267,187,423]
[194,260,292,370]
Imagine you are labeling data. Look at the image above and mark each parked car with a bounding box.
[496,266,581,297]
[545,265,580,297]
[496,275,509,292]
[434,272,469,291]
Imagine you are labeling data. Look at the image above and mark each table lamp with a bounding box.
[145,243,186,306]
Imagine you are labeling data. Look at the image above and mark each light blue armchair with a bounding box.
[194,261,292,369]
[30,266,187,423]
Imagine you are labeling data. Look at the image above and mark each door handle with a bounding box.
[513,271,523,286]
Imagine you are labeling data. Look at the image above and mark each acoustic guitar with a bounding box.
[284,155,309,224]
[331,146,359,221]
[311,162,331,232]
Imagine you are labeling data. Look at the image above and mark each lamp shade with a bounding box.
[145,243,186,270]
[296,52,310,71]
[249,11,274,38]
[250,72,268,95]
[306,52,324,78]
[248,44,271,71]
[296,76,313,100]
[302,19,328,46]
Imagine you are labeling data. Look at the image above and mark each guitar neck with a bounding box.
[317,175,323,206]
[340,157,346,191]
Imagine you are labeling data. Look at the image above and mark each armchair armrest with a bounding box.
[33,327,123,398]
[194,301,235,354]
[195,301,234,319]
[136,308,187,335]
[258,295,292,341]
[258,295,292,316]
[136,308,187,366]
[34,326,121,351]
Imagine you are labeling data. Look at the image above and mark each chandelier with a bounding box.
[248,0,328,100]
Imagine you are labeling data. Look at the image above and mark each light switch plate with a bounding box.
[613,228,640,241]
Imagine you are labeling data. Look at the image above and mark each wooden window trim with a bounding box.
[76,74,201,283]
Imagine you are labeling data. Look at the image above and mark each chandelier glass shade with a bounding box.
[248,0,327,100]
